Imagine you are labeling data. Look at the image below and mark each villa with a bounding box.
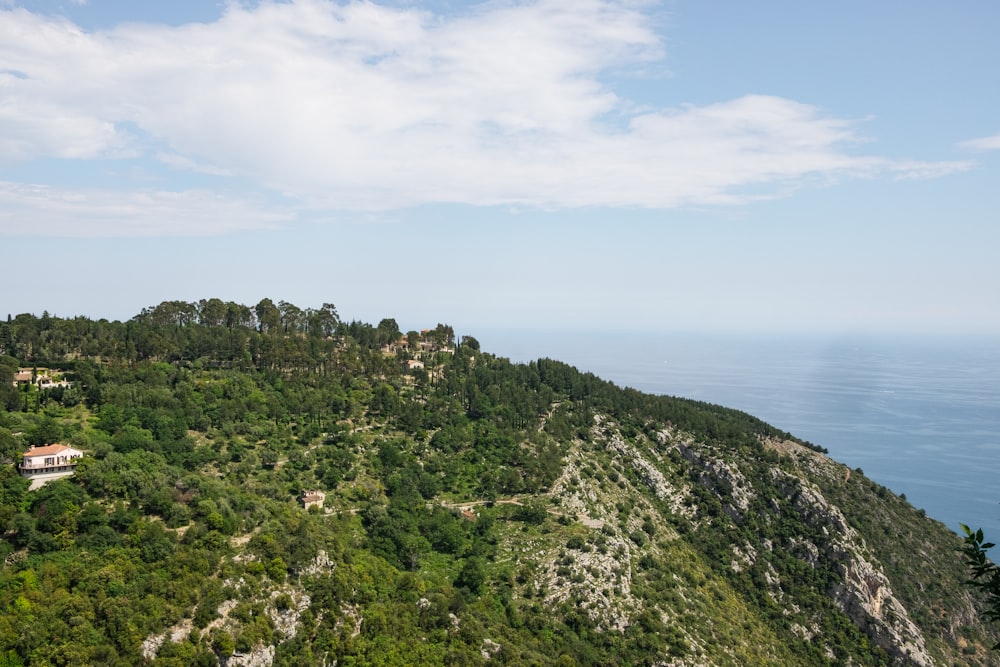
[12,368,72,390]
[19,444,84,488]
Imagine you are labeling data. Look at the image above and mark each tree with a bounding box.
[376,318,401,347]
[430,323,454,349]
[0,321,14,356]
[455,556,486,596]
[0,355,19,411]
[961,524,1000,648]
[145,300,198,326]
[198,298,227,327]
[407,330,421,349]
[278,301,305,334]
[213,631,235,658]
[307,303,339,337]
[255,298,282,334]
[225,301,255,329]
[27,415,64,446]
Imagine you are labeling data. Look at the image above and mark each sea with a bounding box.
[479,330,1000,540]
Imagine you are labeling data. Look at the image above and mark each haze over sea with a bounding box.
[481,331,1000,539]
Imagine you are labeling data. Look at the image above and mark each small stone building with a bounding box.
[300,490,326,510]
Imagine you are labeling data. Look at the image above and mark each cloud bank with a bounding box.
[0,181,288,237]
[0,0,970,236]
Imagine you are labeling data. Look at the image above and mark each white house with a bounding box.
[19,444,84,486]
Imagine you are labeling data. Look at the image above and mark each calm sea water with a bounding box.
[479,330,1000,539]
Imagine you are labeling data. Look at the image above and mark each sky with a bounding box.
[2,0,999,335]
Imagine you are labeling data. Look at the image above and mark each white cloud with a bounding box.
[959,133,1000,152]
[887,159,974,181]
[156,152,232,177]
[0,0,971,235]
[0,181,289,237]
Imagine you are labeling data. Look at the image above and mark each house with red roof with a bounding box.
[19,444,84,487]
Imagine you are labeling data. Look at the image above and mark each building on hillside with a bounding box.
[19,444,84,486]
[300,490,326,510]
[36,376,71,390]
[12,368,72,389]
[406,359,425,371]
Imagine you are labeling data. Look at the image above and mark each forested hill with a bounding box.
[0,299,996,666]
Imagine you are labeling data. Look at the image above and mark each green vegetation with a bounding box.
[961,525,1000,650]
[0,300,995,665]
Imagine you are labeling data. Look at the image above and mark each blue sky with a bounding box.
[2,0,999,335]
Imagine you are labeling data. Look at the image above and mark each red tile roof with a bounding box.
[23,444,72,457]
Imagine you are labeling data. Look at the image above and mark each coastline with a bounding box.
[478,329,1000,539]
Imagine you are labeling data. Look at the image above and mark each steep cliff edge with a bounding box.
[493,413,995,666]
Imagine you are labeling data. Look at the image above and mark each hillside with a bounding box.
[0,300,996,666]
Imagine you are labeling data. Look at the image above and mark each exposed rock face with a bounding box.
[606,429,695,520]
[785,477,932,666]
[700,457,755,518]
[545,441,639,632]
[141,578,308,665]
[268,586,311,640]
[585,416,944,661]
[299,549,333,576]
[481,638,502,660]
[223,645,275,667]
[541,419,934,664]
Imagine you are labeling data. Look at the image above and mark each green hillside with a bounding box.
[0,300,995,666]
